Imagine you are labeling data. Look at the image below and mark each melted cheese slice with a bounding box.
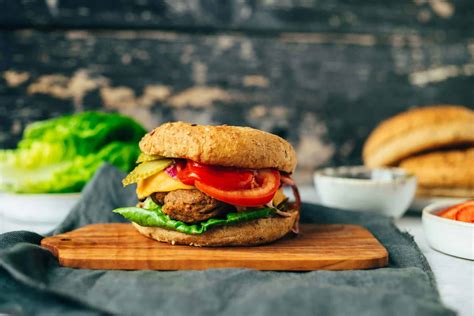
[272,189,287,206]
[136,171,194,199]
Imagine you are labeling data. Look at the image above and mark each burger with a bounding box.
[113,122,300,247]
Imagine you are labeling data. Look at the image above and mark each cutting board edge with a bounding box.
[40,223,389,271]
[50,256,388,271]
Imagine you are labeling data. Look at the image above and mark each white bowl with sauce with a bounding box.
[422,201,473,260]
[314,166,417,218]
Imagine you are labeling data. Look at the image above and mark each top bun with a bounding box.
[363,105,474,167]
[139,122,297,173]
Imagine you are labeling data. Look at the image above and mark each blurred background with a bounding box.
[1,0,474,184]
[1,4,473,312]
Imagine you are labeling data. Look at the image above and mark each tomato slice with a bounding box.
[194,169,280,207]
[175,161,199,186]
[176,160,255,190]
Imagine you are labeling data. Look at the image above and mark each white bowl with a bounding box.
[0,192,80,225]
[422,201,473,260]
[314,166,417,218]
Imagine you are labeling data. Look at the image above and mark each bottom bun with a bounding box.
[400,148,474,198]
[416,186,474,198]
[132,210,298,247]
[399,148,474,188]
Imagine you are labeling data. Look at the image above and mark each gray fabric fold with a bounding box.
[0,164,454,315]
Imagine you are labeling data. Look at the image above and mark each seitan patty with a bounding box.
[153,189,231,224]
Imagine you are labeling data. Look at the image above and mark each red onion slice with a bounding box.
[280,174,301,234]
[164,163,178,178]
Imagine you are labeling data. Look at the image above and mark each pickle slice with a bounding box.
[122,159,172,186]
[136,153,163,163]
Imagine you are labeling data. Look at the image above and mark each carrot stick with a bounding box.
[455,205,474,223]
[438,205,463,219]
[438,201,474,222]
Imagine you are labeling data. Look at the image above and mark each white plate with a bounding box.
[422,201,473,260]
[0,192,80,225]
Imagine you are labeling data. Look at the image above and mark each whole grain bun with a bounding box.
[400,148,474,198]
[132,210,298,247]
[416,186,474,198]
[139,122,297,173]
[363,105,474,167]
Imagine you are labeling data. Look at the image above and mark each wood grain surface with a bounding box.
[41,223,388,271]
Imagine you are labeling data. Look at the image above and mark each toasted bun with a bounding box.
[400,148,474,188]
[132,210,298,247]
[139,122,297,173]
[363,105,474,167]
[416,186,474,198]
[400,148,474,198]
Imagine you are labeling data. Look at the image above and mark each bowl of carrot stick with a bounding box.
[422,200,473,260]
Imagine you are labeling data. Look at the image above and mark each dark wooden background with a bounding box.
[1,0,473,182]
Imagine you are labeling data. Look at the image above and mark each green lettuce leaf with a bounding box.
[113,198,275,235]
[0,112,146,193]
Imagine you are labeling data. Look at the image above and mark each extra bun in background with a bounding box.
[399,148,474,198]
[363,105,474,167]
[363,105,474,198]
[133,210,298,247]
[140,121,297,173]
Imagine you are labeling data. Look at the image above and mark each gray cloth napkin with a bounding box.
[0,165,454,316]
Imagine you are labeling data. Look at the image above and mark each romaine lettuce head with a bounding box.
[0,112,146,193]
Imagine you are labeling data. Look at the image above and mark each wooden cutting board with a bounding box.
[41,223,388,271]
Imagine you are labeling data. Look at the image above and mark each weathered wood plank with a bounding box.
[0,0,473,36]
[0,29,473,182]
